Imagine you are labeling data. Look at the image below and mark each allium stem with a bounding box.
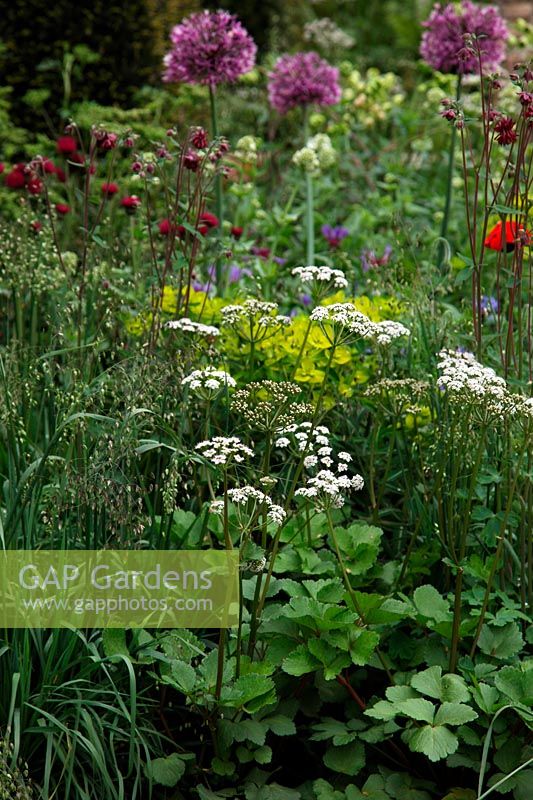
[209,85,224,290]
[303,109,315,264]
[438,74,462,269]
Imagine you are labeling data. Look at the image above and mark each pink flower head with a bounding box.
[163,10,257,87]
[101,182,119,196]
[267,52,341,115]
[420,2,508,75]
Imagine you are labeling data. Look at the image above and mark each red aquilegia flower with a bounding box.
[55,203,70,215]
[420,1,508,75]
[56,136,78,155]
[101,182,119,196]
[120,196,141,213]
[163,10,256,86]
[484,221,531,252]
[494,116,517,145]
[267,52,341,115]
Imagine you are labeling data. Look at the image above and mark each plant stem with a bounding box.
[303,109,314,264]
[209,84,224,291]
[438,74,462,269]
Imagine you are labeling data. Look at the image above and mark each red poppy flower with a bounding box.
[231,226,244,239]
[484,221,531,252]
[55,203,70,215]
[120,195,141,213]
[57,136,78,155]
[199,212,219,229]
[5,168,26,189]
[101,182,119,196]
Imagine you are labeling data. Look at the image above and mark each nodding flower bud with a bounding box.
[124,137,135,148]
[94,130,118,151]
[524,68,533,82]
[191,127,208,149]
[441,108,457,121]
[183,151,201,171]
[156,147,169,158]
[509,73,519,83]
[518,91,533,106]
[132,161,143,173]
[441,97,452,106]
[166,128,176,137]
[145,162,155,174]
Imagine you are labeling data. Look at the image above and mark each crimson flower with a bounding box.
[199,212,219,229]
[27,177,44,195]
[5,166,26,189]
[120,195,141,213]
[55,203,70,215]
[494,116,517,145]
[31,221,43,232]
[231,226,244,239]
[56,136,78,155]
[101,182,119,196]
[484,221,531,252]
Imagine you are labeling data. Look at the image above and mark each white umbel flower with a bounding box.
[292,265,348,292]
[195,436,253,467]
[182,366,236,399]
[165,318,220,337]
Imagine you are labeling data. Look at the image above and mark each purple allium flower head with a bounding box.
[420,2,508,75]
[322,224,349,249]
[163,10,257,86]
[267,52,341,115]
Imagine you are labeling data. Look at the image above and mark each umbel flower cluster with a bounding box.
[311,303,410,346]
[163,10,257,86]
[420,1,508,75]
[231,381,313,432]
[165,318,220,338]
[437,349,506,401]
[268,51,341,115]
[293,265,348,296]
[292,134,337,175]
[182,366,236,398]
[276,422,364,510]
[437,349,533,423]
[195,436,253,467]
[211,486,286,527]
[220,299,291,342]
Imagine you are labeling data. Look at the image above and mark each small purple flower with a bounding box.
[420,2,508,75]
[360,245,393,272]
[163,10,257,86]
[322,224,349,249]
[481,295,499,320]
[228,264,252,283]
[273,256,288,266]
[267,52,341,115]
[300,293,312,307]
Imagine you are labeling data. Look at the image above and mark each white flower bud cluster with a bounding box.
[292,265,348,291]
[182,366,236,398]
[292,134,337,175]
[220,299,291,341]
[165,317,220,338]
[195,436,253,466]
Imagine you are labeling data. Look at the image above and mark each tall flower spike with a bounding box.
[163,10,257,86]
